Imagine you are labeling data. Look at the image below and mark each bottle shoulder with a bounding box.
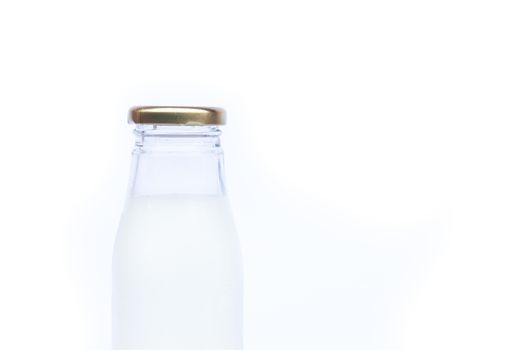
[115,194,238,247]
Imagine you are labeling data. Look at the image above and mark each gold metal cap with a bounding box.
[129,106,226,125]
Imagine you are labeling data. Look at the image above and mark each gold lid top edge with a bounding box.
[129,106,226,125]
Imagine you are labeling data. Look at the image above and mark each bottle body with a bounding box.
[112,123,242,350]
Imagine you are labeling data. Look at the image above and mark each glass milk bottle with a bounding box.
[113,107,242,350]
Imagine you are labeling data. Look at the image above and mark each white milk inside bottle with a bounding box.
[112,107,242,350]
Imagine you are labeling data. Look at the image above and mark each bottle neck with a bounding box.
[128,125,226,197]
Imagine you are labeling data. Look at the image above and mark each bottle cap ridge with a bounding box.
[129,106,226,125]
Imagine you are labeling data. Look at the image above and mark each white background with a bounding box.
[1,0,524,349]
